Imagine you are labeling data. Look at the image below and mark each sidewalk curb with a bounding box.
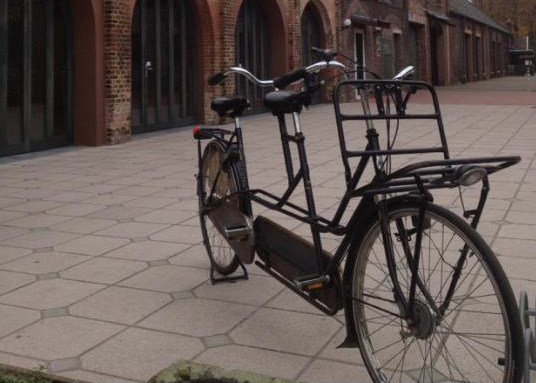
[149,361,300,383]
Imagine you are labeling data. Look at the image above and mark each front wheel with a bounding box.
[348,201,523,383]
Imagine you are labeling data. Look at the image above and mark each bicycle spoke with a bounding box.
[352,204,513,383]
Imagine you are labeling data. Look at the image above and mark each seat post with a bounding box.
[291,112,302,134]
[234,116,241,130]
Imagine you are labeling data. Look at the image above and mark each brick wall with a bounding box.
[103,0,132,145]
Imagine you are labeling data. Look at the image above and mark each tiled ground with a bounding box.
[0,93,535,382]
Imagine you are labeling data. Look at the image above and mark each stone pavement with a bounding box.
[430,76,536,106]
[0,97,535,383]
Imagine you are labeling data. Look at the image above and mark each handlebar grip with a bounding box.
[273,68,308,89]
[208,72,227,86]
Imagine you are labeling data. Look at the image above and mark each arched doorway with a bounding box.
[131,0,197,134]
[301,2,323,67]
[301,2,325,103]
[0,0,73,157]
[235,0,270,111]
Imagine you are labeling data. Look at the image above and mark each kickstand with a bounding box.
[210,260,249,285]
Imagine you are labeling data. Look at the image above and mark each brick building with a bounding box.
[448,0,513,83]
[341,0,512,86]
[0,0,513,157]
[0,0,338,157]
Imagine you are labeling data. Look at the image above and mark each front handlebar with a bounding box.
[208,59,349,88]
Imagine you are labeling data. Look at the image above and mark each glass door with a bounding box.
[0,0,73,157]
[131,0,196,134]
[301,3,322,104]
[235,0,270,112]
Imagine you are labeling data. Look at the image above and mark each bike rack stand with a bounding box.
[520,291,536,382]
[209,261,248,285]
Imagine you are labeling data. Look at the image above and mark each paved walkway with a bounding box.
[431,76,536,105]
[0,97,535,382]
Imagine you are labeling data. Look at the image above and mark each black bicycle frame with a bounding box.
[198,79,520,318]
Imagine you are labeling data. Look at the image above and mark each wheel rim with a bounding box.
[200,145,238,272]
[352,207,513,383]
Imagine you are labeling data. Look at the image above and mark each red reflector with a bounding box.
[192,126,201,135]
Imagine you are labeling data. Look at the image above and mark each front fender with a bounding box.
[339,193,433,348]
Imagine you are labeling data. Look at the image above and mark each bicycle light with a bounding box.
[456,165,487,186]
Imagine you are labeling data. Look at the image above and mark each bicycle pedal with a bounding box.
[294,275,330,291]
[225,224,252,240]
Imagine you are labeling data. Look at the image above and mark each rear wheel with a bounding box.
[348,201,523,383]
[199,141,242,275]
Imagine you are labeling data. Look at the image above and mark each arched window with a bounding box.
[235,0,270,111]
[132,0,197,134]
[0,0,73,156]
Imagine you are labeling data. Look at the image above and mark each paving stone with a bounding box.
[82,194,138,206]
[0,226,29,242]
[43,191,96,202]
[171,291,194,300]
[0,351,45,371]
[46,203,107,217]
[194,275,283,306]
[0,317,123,361]
[493,237,536,258]
[231,308,341,356]
[94,222,169,239]
[4,214,73,229]
[139,298,256,337]
[70,286,170,324]
[0,304,41,338]
[5,200,64,213]
[55,235,130,256]
[0,279,104,309]
[48,357,81,373]
[266,289,324,315]
[135,209,195,224]
[60,370,141,383]
[195,345,309,380]
[2,231,80,250]
[37,272,60,281]
[50,217,117,234]
[119,265,207,292]
[41,307,69,318]
[123,196,178,209]
[0,251,90,274]
[0,245,33,265]
[81,328,203,382]
[168,245,210,269]
[298,359,370,383]
[0,270,35,295]
[61,258,146,284]
[150,225,203,244]
[0,211,28,223]
[498,223,536,240]
[77,184,128,194]
[88,206,152,220]
[202,334,233,348]
[163,199,198,211]
[111,185,162,196]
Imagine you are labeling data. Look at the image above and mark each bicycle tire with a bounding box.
[347,200,523,383]
[198,140,245,275]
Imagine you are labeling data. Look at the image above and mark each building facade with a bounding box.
[0,0,514,157]
[0,0,339,156]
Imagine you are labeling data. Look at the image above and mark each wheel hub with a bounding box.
[410,300,436,340]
